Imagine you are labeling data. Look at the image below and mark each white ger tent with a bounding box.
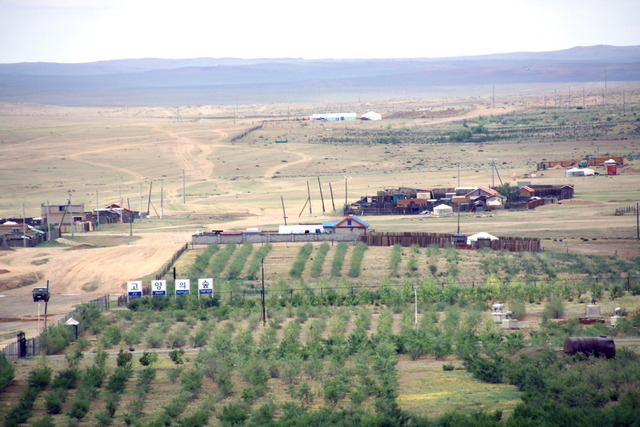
[433,204,453,217]
[566,167,595,177]
[466,232,499,246]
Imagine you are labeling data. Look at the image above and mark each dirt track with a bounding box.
[0,230,189,347]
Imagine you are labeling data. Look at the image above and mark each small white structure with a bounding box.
[278,224,325,234]
[585,304,602,319]
[433,204,453,217]
[566,167,595,177]
[466,232,499,246]
[360,111,382,121]
[310,113,357,121]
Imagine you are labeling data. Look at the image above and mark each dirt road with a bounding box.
[0,230,190,348]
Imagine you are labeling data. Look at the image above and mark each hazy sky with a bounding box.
[1,0,639,64]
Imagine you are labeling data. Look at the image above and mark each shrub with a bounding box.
[107,366,132,393]
[218,402,248,426]
[181,368,203,393]
[389,244,402,277]
[84,365,106,389]
[331,242,349,277]
[117,349,133,367]
[227,242,253,279]
[68,398,90,419]
[139,351,158,366]
[543,294,565,319]
[210,243,237,277]
[170,348,185,364]
[28,365,52,389]
[348,242,368,278]
[167,325,189,348]
[52,368,79,389]
[310,243,330,278]
[101,325,122,348]
[246,243,272,280]
[45,388,67,414]
[0,353,15,392]
[290,243,313,278]
[508,299,527,320]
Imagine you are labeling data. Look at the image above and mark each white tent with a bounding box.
[433,204,453,217]
[566,167,595,177]
[467,232,499,245]
[361,111,382,121]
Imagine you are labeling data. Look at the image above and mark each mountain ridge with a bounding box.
[1,45,638,106]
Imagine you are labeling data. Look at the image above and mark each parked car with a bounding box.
[32,287,50,302]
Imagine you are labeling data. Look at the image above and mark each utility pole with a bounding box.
[318,176,326,213]
[160,180,164,219]
[96,190,99,230]
[22,203,26,248]
[307,181,312,216]
[329,182,336,212]
[46,201,51,242]
[489,159,496,187]
[281,196,288,225]
[457,163,461,187]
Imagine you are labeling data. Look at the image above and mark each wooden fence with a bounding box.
[359,232,540,252]
[615,204,638,216]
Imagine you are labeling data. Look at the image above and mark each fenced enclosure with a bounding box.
[0,294,110,359]
[360,232,541,252]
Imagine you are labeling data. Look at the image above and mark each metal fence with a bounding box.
[0,294,110,360]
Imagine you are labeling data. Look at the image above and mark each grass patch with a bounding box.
[397,358,521,418]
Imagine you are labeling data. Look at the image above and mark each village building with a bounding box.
[40,203,92,232]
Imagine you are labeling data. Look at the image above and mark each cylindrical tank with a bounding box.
[563,336,615,358]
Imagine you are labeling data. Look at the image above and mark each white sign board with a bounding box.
[127,281,142,296]
[151,280,167,296]
[175,279,190,295]
[198,278,213,295]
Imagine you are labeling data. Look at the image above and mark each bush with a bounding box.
[117,349,133,367]
[246,243,272,280]
[389,244,402,276]
[45,388,67,414]
[310,243,330,278]
[52,368,79,389]
[290,243,313,278]
[68,398,90,419]
[139,351,158,366]
[0,353,15,392]
[101,325,122,347]
[543,294,565,319]
[181,368,203,393]
[227,242,253,279]
[331,242,349,277]
[28,365,52,389]
[218,402,248,426]
[348,242,368,278]
[509,299,527,320]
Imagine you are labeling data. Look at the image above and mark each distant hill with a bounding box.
[0,45,638,106]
